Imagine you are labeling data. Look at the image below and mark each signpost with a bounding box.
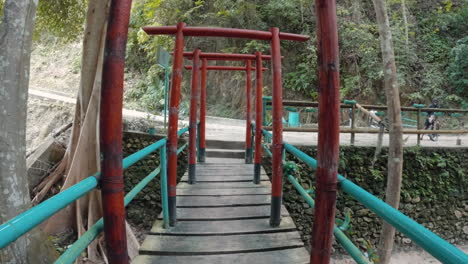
[157,46,171,130]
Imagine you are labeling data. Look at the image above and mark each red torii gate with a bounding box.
[184,62,267,183]
[183,51,270,185]
[183,51,270,166]
[184,65,267,71]
[89,0,339,263]
[142,24,309,231]
[141,14,340,262]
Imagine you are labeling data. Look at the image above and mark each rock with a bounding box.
[363,217,373,223]
[463,226,468,235]
[356,209,370,216]
[403,238,412,244]
[454,210,463,219]
[411,196,421,203]
[404,195,412,203]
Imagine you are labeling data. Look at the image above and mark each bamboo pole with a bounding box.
[267,100,468,114]
[264,127,468,134]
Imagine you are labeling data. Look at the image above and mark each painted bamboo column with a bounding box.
[310,0,340,263]
[269,27,284,227]
[167,22,185,226]
[254,52,264,184]
[100,0,133,262]
[198,58,208,162]
[188,49,200,183]
[245,60,253,164]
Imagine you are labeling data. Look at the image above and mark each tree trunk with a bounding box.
[0,0,56,263]
[42,0,110,261]
[372,0,404,263]
[37,0,138,261]
[402,0,409,53]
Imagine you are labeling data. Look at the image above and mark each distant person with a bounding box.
[426,99,440,118]
[421,99,439,141]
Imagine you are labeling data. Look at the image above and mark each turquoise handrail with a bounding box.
[262,128,468,264]
[260,133,368,263]
[55,166,161,264]
[402,117,417,123]
[57,133,189,263]
[0,127,189,250]
[178,143,188,155]
[0,175,99,249]
[262,143,272,157]
[287,175,370,264]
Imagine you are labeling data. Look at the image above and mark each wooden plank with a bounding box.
[203,158,245,164]
[199,161,252,165]
[151,216,297,235]
[197,163,254,168]
[134,248,310,264]
[198,164,254,168]
[177,195,271,207]
[177,182,271,189]
[160,205,289,220]
[188,170,266,176]
[180,175,269,182]
[195,168,257,173]
[139,232,304,255]
[177,188,271,196]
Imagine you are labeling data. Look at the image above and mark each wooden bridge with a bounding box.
[3,4,468,262]
[134,142,309,263]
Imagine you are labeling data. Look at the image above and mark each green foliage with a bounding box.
[446,36,468,106]
[124,67,167,114]
[283,45,318,100]
[292,146,467,202]
[35,0,87,42]
[28,0,468,115]
[129,0,467,116]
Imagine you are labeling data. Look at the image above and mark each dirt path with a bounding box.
[28,88,467,149]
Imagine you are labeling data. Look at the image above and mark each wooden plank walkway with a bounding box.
[133,157,309,264]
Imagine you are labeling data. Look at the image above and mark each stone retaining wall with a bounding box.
[263,146,468,252]
[123,131,188,234]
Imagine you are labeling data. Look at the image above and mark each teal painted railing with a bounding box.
[259,128,370,263]
[287,174,371,264]
[0,127,189,262]
[261,128,468,264]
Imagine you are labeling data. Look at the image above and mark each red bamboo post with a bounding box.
[269,27,284,227]
[184,65,267,71]
[245,60,253,164]
[198,58,207,162]
[181,52,275,61]
[167,22,185,226]
[310,1,340,263]
[100,0,132,263]
[143,26,309,41]
[188,49,200,183]
[254,51,263,184]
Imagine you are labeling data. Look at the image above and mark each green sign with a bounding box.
[156,46,170,68]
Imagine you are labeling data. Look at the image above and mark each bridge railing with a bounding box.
[262,97,468,145]
[260,127,468,264]
[0,127,189,264]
